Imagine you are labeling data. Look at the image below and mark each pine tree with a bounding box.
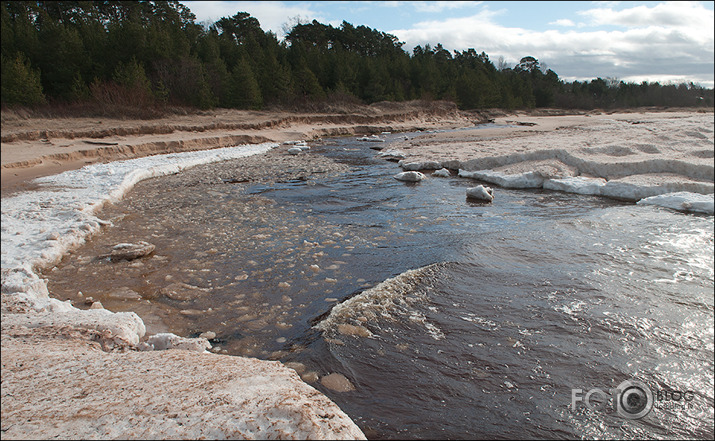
[1,52,46,106]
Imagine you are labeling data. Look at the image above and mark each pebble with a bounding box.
[199,331,216,340]
[107,287,142,300]
[284,362,306,374]
[301,371,319,383]
[321,373,356,392]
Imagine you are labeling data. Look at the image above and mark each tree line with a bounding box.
[2,1,712,112]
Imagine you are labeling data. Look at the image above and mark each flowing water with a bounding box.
[45,131,714,439]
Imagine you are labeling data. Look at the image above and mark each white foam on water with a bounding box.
[315,263,445,339]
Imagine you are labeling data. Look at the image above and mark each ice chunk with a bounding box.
[543,176,607,195]
[394,171,426,182]
[401,161,442,171]
[432,168,452,178]
[459,169,543,188]
[466,185,494,202]
[637,192,714,214]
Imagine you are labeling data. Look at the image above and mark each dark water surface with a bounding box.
[46,132,714,439]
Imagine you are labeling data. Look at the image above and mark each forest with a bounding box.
[2,0,713,113]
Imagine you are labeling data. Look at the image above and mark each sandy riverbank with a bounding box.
[2,104,713,439]
[1,100,477,194]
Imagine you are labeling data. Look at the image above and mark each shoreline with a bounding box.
[1,101,474,195]
[2,105,713,439]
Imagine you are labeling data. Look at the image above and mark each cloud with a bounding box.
[579,1,713,30]
[183,1,324,36]
[389,2,714,87]
[550,19,576,27]
[413,1,482,13]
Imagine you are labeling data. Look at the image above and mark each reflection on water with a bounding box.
[45,133,714,439]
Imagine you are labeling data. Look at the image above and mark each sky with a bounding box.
[182,1,715,88]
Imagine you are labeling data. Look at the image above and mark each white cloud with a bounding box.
[550,19,576,27]
[413,1,482,13]
[579,1,712,30]
[389,2,714,87]
[183,1,324,36]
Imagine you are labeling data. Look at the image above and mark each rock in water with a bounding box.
[432,168,451,177]
[110,241,155,261]
[466,185,494,202]
[107,287,142,300]
[394,171,426,182]
[321,373,356,392]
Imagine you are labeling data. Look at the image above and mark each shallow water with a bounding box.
[45,131,714,439]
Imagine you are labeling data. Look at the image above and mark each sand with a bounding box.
[1,101,474,194]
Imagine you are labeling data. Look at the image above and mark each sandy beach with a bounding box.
[1,104,713,439]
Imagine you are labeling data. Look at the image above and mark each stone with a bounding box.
[199,331,216,340]
[466,185,494,202]
[432,168,451,177]
[109,241,155,262]
[394,171,425,182]
[321,373,356,392]
[284,362,307,374]
[107,287,142,300]
[301,371,320,383]
[378,149,407,161]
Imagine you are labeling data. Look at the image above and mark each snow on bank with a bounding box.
[2,142,275,317]
[457,168,714,214]
[396,113,714,215]
[637,192,715,214]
